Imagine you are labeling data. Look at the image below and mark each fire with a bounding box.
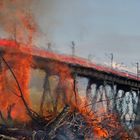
[0,0,132,139]
[0,0,37,122]
[75,98,108,139]
[0,45,32,122]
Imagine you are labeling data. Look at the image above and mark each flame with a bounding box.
[0,0,37,122]
[0,46,32,122]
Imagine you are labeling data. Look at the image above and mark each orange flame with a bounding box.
[0,48,32,122]
[0,0,37,122]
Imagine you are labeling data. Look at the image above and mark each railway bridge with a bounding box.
[0,39,140,131]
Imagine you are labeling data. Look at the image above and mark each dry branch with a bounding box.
[0,134,17,140]
[45,105,70,139]
[0,126,32,138]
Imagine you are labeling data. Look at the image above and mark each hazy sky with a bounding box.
[34,0,140,69]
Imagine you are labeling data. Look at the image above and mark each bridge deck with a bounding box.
[0,39,139,83]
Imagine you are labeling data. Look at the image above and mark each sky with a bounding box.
[33,0,140,72]
[1,0,140,73]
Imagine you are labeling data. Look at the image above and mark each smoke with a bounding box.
[0,0,90,49]
[31,0,90,47]
[0,0,38,44]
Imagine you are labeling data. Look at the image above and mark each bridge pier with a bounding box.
[40,73,52,115]
[114,87,140,129]
[86,78,93,101]
[135,91,140,125]
[40,71,62,115]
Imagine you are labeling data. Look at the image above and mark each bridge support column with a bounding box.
[72,73,78,105]
[135,90,140,126]
[86,78,93,101]
[114,88,139,129]
[40,72,60,115]
[40,73,51,115]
